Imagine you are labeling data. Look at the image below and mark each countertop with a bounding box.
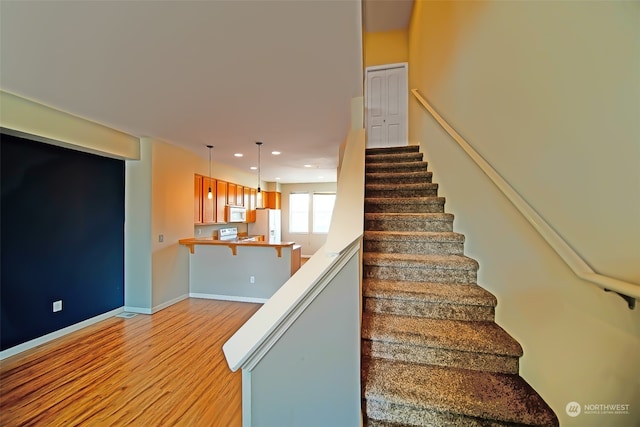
[179,236,296,257]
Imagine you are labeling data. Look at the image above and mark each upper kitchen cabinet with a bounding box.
[194,174,203,224]
[202,177,216,223]
[216,180,228,223]
[248,188,257,222]
[263,191,281,209]
[227,183,237,206]
[194,174,215,224]
[236,185,244,206]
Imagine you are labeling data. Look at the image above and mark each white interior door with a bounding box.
[366,64,408,148]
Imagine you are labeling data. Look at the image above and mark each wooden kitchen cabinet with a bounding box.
[236,185,244,206]
[263,191,281,209]
[194,174,215,224]
[216,180,228,223]
[227,183,237,206]
[202,177,216,223]
[248,188,257,222]
[194,174,203,223]
[243,187,250,210]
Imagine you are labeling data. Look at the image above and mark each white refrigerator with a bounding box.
[249,209,281,243]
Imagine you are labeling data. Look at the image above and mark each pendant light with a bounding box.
[206,145,214,200]
[256,141,263,193]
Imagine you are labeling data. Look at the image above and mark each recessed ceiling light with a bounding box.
[275,177,281,180]
[318,176,324,179]
[304,164,312,168]
[250,166,257,170]
[271,151,281,155]
[234,153,243,157]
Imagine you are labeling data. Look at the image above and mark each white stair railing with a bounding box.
[412,88,639,308]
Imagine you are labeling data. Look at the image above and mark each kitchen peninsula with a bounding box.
[179,228,301,302]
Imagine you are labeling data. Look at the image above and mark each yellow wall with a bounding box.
[364,30,408,68]
[408,2,640,425]
[0,90,139,159]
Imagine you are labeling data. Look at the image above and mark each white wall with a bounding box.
[280,182,338,257]
[409,2,640,425]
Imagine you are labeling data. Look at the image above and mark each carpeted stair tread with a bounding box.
[364,213,454,232]
[365,197,445,214]
[365,182,438,191]
[364,252,479,271]
[363,279,496,307]
[363,358,559,427]
[364,231,464,243]
[364,231,464,255]
[363,279,497,321]
[366,146,420,156]
[365,183,439,198]
[362,312,523,358]
[365,171,433,185]
[366,152,424,164]
[366,161,427,173]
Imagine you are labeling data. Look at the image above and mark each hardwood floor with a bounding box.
[0,299,261,427]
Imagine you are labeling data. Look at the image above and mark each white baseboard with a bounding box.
[0,307,124,360]
[189,293,267,304]
[123,306,152,314]
[124,294,189,314]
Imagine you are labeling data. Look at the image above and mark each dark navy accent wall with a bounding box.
[1,133,125,351]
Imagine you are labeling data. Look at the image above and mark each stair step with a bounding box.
[364,231,464,255]
[362,313,522,374]
[364,253,478,284]
[365,197,445,214]
[365,171,433,185]
[363,279,496,321]
[364,213,454,232]
[366,161,427,174]
[366,152,424,164]
[365,182,439,198]
[363,359,559,427]
[366,145,420,156]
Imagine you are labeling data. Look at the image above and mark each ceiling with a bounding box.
[1,0,412,184]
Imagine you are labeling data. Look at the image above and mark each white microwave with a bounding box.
[226,206,247,223]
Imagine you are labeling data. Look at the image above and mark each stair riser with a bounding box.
[365,187,438,198]
[364,219,453,233]
[364,297,495,322]
[365,200,445,214]
[364,240,464,255]
[364,266,477,284]
[364,399,518,427]
[362,340,519,375]
[366,172,433,185]
[366,163,427,173]
[366,153,424,164]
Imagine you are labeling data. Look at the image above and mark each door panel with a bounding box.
[366,65,407,148]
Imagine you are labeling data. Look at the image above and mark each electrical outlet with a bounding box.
[53,300,62,312]
[197,228,202,236]
[250,276,255,284]
[158,234,164,243]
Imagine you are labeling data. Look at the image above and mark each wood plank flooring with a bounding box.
[0,299,261,427]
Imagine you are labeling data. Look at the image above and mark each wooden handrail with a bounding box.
[411,88,639,308]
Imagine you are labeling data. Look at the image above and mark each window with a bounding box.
[289,193,309,233]
[312,193,336,233]
[288,192,336,234]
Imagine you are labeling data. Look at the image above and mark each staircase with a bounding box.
[361,145,558,427]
